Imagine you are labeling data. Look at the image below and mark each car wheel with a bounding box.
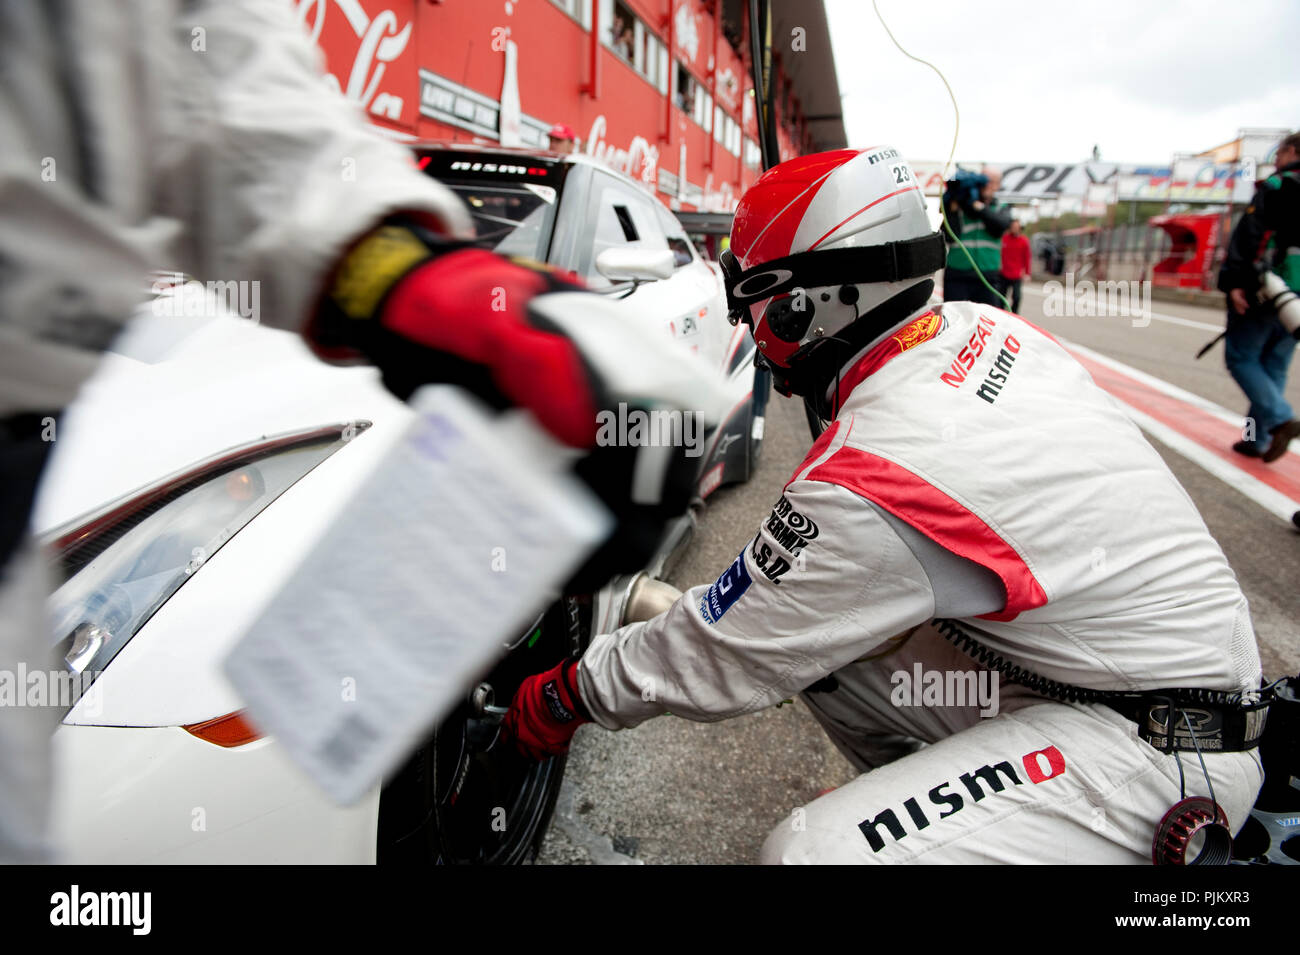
[377,598,585,864]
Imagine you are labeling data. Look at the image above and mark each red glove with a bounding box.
[502,659,591,761]
[310,223,600,448]
[309,220,699,592]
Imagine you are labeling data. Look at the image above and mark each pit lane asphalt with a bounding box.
[537,282,1300,865]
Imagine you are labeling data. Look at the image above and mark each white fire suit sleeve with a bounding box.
[576,479,939,728]
[0,1,471,416]
[165,1,472,329]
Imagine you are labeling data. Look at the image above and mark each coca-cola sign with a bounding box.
[585,115,660,189]
[296,0,418,131]
[673,3,702,66]
[700,172,737,213]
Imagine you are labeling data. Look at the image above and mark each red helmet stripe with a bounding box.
[808,185,924,251]
[733,148,862,265]
[744,169,837,264]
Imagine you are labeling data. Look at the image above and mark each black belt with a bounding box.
[933,618,1270,753]
[1107,692,1270,754]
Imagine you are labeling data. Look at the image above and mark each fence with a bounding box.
[1029,208,1243,293]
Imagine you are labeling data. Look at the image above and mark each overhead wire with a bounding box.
[870,0,1010,309]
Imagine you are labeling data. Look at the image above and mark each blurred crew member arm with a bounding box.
[0,1,476,418]
[575,479,939,728]
[170,3,637,454]
[166,1,473,334]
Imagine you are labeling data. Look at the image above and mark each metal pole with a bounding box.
[709,0,720,172]
[747,0,777,172]
[665,0,675,148]
[581,0,601,98]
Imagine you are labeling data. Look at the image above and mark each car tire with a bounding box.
[377,598,584,864]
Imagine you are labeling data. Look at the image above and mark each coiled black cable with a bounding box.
[931,618,1271,710]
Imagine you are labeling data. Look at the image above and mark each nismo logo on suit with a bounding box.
[857,745,1067,853]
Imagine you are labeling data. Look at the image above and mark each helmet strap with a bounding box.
[778,280,935,418]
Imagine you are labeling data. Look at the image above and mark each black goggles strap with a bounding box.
[725,232,946,314]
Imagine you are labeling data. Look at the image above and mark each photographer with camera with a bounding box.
[943,167,1012,307]
[1218,132,1300,463]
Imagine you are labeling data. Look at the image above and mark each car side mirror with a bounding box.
[595,248,675,283]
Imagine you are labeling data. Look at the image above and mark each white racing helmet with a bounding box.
[721,146,943,408]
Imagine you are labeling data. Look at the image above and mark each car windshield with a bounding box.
[446,182,558,260]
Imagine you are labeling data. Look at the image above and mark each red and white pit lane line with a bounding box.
[1065,341,1300,523]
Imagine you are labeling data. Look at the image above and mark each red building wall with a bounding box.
[294,0,813,212]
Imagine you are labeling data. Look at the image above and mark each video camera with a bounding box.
[944,169,989,210]
[1259,270,1300,338]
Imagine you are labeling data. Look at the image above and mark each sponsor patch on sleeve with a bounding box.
[699,552,753,624]
[749,494,819,584]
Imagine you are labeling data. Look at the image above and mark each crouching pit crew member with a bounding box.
[504,147,1268,864]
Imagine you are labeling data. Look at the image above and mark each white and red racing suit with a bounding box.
[576,302,1265,864]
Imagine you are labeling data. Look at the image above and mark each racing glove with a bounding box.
[501,659,590,760]
[308,220,726,591]
[309,223,598,447]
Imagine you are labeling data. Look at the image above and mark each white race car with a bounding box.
[37,302,412,862]
[36,281,683,863]
[416,143,769,499]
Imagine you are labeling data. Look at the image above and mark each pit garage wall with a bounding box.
[295,0,814,213]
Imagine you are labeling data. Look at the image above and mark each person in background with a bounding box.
[1218,132,1300,461]
[1039,235,1065,276]
[999,218,1032,313]
[548,123,579,154]
[943,167,1011,307]
[611,14,633,61]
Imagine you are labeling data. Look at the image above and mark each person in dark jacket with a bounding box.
[1218,133,1300,461]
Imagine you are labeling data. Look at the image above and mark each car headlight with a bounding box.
[44,424,367,697]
